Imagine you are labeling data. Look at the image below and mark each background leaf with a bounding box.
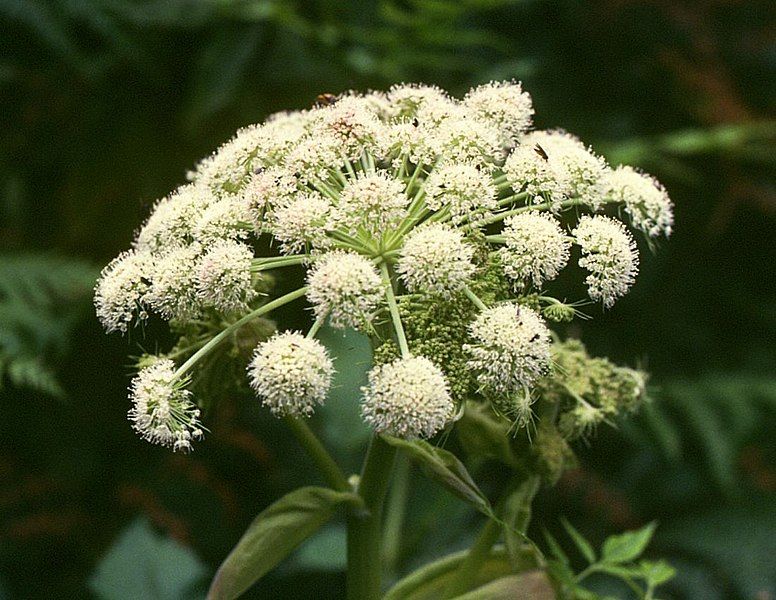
[601,522,656,565]
[451,571,555,600]
[89,518,207,600]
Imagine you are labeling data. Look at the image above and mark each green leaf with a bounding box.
[501,476,540,567]
[451,571,555,600]
[601,522,657,565]
[208,486,358,600]
[456,400,521,468]
[90,518,207,600]
[560,517,596,564]
[543,529,569,566]
[317,327,372,457]
[384,547,514,600]
[639,560,676,587]
[382,436,492,516]
[285,524,347,573]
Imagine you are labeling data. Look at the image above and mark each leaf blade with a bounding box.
[560,518,596,564]
[601,521,657,565]
[382,436,492,516]
[208,486,358,600]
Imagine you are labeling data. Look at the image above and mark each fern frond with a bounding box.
[0,253,97,397]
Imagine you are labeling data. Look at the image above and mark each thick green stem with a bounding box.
[383,452,411,574]
[442,517,503,598]
[284,416,350,492]
[463,286,488,311]
[347,435,398,600]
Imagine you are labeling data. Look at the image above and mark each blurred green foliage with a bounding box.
[1,0,774,598]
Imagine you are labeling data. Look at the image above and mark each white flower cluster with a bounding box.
[573,215,639,308]
[464,305,552,397]
[248,332,334,417]
[97,81,672,449]
[306,252,383,329]
[603,166,674,237]
[361,356,454,439]
[499,213,570,288]
[397,223,475,297]
[128,360,203,452]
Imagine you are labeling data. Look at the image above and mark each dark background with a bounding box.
[1,1,774,598]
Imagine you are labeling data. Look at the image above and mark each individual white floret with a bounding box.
[573,215,639,308]
[429,113,503,166]
[248,331,334,417]
[603,166,674,237]
[271,193,333,254]
[308,95,385,159]
[526,131,610,208]
[193,197,252,244]
[134,185,212,253]
[145,244,203,321]
[499,212,571,287]
[386,84,456,123]
[423,163,498,221]
[397,223,476,297]
[94,250,152,333]
[464,304,552,396]
[240,167,299,233]
[361,355,454,439]
[306,251,383,329]
[196,241,256,313]
[503,142,572,206]
[463,81,534,147]
[332,172,409,235]
[128,359,203,452]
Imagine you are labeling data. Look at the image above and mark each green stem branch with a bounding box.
[173,286,307,379]
[380,262,410,357]
[284,416,350,492]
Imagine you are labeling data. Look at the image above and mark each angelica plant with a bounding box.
[95,81,675,599]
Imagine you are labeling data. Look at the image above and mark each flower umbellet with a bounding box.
[95,81,674,599]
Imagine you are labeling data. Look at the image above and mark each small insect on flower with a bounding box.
[361,355,454,439]
[128,359,204,452]
[315,93,338,107]
[533,144,549,160]
[248,332,335,417]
